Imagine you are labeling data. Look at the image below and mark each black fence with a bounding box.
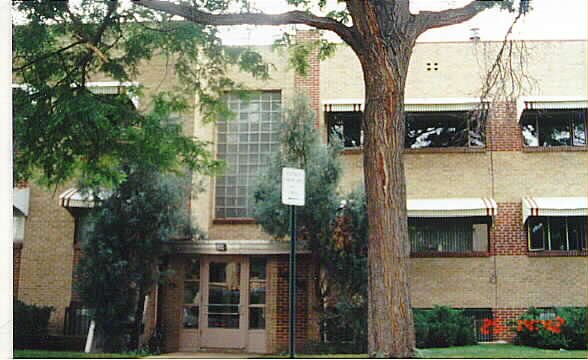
[64,305,91,336]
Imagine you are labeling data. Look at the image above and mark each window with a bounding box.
[215,92,281,218]
[409,218,489,253]
[74,211,94,245]
[528,216,586,251]
[521,109,587,147]
[249,257,266,329]
[405,110,486,149]
[326,111,363,148]
[183,258,200,329]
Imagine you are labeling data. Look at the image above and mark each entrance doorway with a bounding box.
[200,256,247,349]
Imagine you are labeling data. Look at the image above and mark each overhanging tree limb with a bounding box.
[415,0,488,35]
[134,0,356,44]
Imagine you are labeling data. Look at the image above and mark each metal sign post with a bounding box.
[281,168,305,359]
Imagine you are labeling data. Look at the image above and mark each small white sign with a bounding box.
[281,168,305,206]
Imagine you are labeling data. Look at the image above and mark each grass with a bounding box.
[417,344,587,359]
[263,344,587,359]
[14,350,141,359]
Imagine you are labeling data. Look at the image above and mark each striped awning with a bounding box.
[522,197,588,223]
[407,198,497,218]
[59,188,111,208]
[517,96,587,121]
[322,98,486,113]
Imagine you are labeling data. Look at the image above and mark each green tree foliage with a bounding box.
[515,307,587,350]
[12,0,269,188]
[75,164,201,352]
[253,93,342,247]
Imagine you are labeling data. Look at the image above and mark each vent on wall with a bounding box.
[426,62,438,71]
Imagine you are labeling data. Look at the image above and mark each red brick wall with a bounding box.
[14,242,23,297]
[492,307,527,342]
[294,30,321,128]
[490,203,527,256]
[273,254,311,353]
[487,102,523,152]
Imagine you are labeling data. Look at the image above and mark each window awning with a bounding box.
[13,188,30,216]
[517,96,587,121]
[59,188,112,208]
[407,198,497,218]
[522,197,588,223]
[323,98,487,113]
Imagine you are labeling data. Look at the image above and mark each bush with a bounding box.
[14,299,54,349]
[514,307,586,350]
[414,306,476,348]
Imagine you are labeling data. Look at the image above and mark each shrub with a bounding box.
[514,307,586,350]
[414,306,476,348]
[14,299,54,349]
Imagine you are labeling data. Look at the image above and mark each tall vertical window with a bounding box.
[249,257,266,329]
[215,92,281,218]
[13,211,25,242]
[183,258,200,328]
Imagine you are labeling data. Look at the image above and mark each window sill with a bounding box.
[213,218,257,225]
[522,146,587,153]
[404,147,486,154]
[411,251,489,258]
[528,250,587,257]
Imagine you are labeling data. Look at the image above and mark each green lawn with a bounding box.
[417,344,587,359]
[14,350,140,359]
[265,344,587,359]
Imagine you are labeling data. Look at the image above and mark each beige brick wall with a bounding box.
[410,258,497,308]
[495,256,588,308]
[17,185,76,333]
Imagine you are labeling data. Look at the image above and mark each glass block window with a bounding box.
[215,92,281,218]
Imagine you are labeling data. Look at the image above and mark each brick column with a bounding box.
[294,30,321,128]
[487,101,523,152]
[492,307,527,342]
[490,203,527,256]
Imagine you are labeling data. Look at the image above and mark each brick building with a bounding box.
[13,31,587,353]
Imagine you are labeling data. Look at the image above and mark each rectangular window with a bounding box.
[409,218,489,253]
[406,110,486,149]
[521,109,587,147]
[183,258,200,329]
[527,216,587,251]
[249,257,266,329]
[215,92,281,218]
[13,214,25,242]
[326,111,363,148]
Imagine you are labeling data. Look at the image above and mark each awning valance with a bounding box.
[522,197,587,223]
[59,188,111,208]
[13,188,30,216]
[322,98,487,113]
[407,198,497,218]
[517,96,587,121]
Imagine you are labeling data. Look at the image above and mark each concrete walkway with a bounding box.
[146,352,257,359]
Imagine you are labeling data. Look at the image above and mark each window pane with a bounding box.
[406,111,471,148]
[184,282,200,304]
[185,258,200,280]
[13,215,25,242]
[567,216,587,250]
[409,219,474,252]
[327,112,362,148]
[215,91,281,218]
[183,306,199,328]
[528,217,546,250]
[250,257,267,280]
[249,282,266,305]
[549,217,567,250]
[572,111,586,146]
[521,116,539,146]
[535,110,572,146]
[249,308,265,329]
